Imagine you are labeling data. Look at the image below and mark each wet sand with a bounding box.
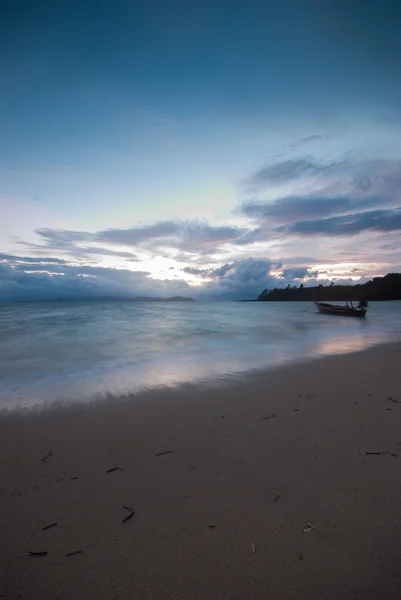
[1,342,401,600]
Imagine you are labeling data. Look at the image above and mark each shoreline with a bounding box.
[1,341,401,599]
[2,337,401,415]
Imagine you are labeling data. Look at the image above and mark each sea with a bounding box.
[0,300,401,411]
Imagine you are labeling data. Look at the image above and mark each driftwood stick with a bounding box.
[122,511,135,523]
[42,522,58,531]
[106,466,121,473]
[154,450,173,457]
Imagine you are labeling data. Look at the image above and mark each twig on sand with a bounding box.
[154,450,173,457]
[273,494,281,502]
[65,550,82,557]
[106,466,121,473]
[41,452,52,462]
[365,451,398,457]
[70,476,79,480]
[42,522,58,531]
[388,397,400,404]
[28,551,47,557]
[123,504,134,512]
[261,414,277,420]
[122,511,135,523]
[303,523,314,533]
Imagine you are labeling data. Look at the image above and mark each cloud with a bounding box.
[0,253,67,265]
[0,254,297,302]
[244,157,333,189]
[242,155,401,201]
[289,134,333,150]
[182,266,205,275]
[98,220,257,251]
[0,256,192,302]
[281,267,318,279]
[189,258,283,300]
[238,155,401,244]
[22,229,139,260]
[23,220,258,259]
[276,208,401,237]
[242,195,390,223]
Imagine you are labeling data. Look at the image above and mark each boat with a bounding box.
[313,298,368,318]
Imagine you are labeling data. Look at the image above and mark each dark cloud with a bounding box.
[242,156,401,201]
[34,228,94,246]
[182,259,275,284]
[378,243,399,250]
[192,258,282,300]
[281,267,319,279]
[0,253,67,264]
[21,230,139,261]
[276,208,401,237]
[244,157,333,189]
[182,267,205,275]
[289,134,333,150]
[98,221,255,251]
[0,254,295,302]
[25,221,257,259]
[0,258,191,302]
[242,195,390,223]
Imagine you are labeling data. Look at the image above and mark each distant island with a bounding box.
[255,273,401,302]
[11,296,195,304]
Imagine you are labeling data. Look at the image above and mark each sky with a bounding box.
[1,0,401,300]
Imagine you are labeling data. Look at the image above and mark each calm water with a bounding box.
[0,300,401,410]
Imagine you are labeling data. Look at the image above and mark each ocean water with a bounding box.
[0,300,400,410]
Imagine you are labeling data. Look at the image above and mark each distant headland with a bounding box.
[254,273,401,302]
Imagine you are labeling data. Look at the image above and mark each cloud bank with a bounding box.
[2,153,401,301]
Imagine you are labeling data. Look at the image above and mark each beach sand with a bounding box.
[1,342,401,600]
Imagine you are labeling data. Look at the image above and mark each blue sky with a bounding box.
[1,0,401,300]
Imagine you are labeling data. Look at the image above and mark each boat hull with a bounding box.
[315,302,367,317]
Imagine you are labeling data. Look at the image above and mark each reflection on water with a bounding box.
[0,300,400,409]
[313,335,373,356]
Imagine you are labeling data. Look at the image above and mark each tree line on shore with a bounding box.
[257,273,401,301]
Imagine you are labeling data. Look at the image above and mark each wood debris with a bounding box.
[122,511,135,524]
[106,466,121,473]
[154,450,173,457]
[42,522,58,531]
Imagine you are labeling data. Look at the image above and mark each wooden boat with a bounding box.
[313,298,368,318]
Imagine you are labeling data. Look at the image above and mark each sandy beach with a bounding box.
[1,342,401,600]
